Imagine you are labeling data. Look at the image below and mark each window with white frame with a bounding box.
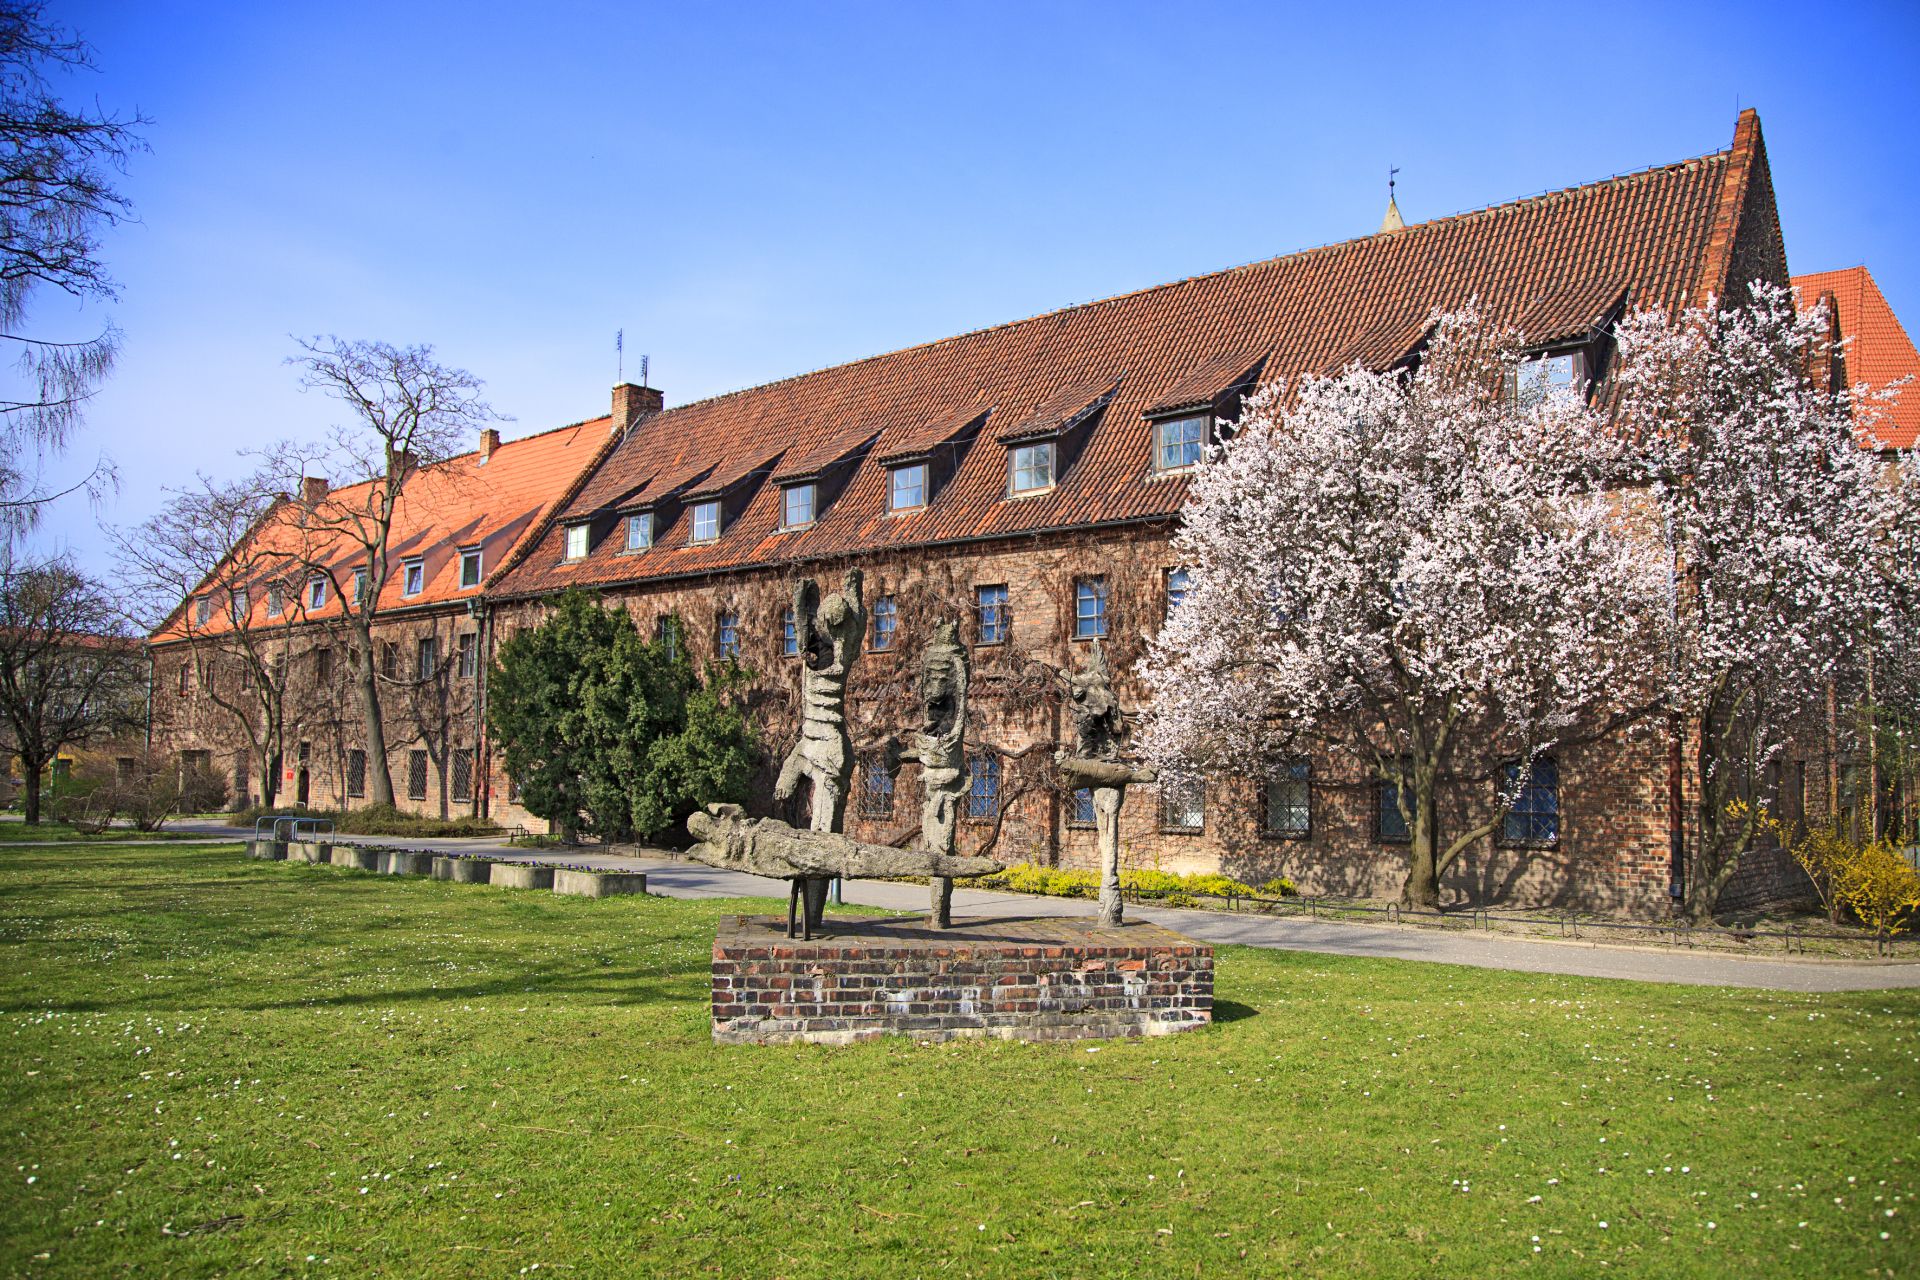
[267,583,284,618]
[307,575,328,609]
[564,524,589,560]
[625,512,653,551]
[1009,442,1055,495]
[889,463,928,512]
[656,614,678,659]
[716,609,741,659]
[870,595,897,650]
[975,584,1009,644]
[1073,576,1108,640]
[416,636,437,678]
[459,546,483,587]
[1513,350,1586,404]
[194,595,212,624]
[782,608,798,657]
[457,632,477,679]
[1153,414,1208,473]
[966,754,1000,820]
[691,501,720,543]
[781,483,816,529]
[230,587,248,621]
[1165,567,1191,618]
[402,558,424,596]
[352,567,368,604]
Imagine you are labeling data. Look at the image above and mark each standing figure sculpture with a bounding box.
[1054,644,1155,926]
[901,620,969,927]
[774,570,865,935]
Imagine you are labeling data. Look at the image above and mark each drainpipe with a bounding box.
[472,599,489,821]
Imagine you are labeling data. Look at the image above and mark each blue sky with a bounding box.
[32,0,1920,575]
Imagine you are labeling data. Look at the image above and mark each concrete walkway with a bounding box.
[170,821,1920,994]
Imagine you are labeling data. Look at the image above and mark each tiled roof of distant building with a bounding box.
[1793,265,1920,450]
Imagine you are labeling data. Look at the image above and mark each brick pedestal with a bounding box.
[712,915,1212,1046]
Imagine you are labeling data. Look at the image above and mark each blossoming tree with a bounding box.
[1613,283,1919,920]
[1141,307,1671,910]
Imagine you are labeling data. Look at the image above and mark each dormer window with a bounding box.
[1153,414,1209,474]
[267,584,284,618]
[563,524,589,561]
[625,512,653,551]
[781,483,816,530]
[307,575,328,609]
[1009,442,1055,495]
[691,501,721,543]
[889,463,928,512]
[459,546,483,588]
[194,595,212,624]
[352,568,369,605]
[1513,350,1587,404]
[402,558,424,596]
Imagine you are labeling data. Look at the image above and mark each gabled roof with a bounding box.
[996,376,1122,443]
[1793,266,1919,450]
[152,420,611,643]
[494,112,1775,599]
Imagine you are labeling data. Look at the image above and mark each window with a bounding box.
[177,663,192,695]
[1501,756,1560,846]
[457,632,477,679]
[564,524,589,560]
[1009,442,1055,494]
[975,584,1010,644]
[1070,787,1095,827]
[240,661,254,690]
[307,575,327,609]
[195,595,212,624]
[1073,576,1108,640]
[1264,759,1311,838]
[782,609,798,657]
[857,754,895,819]
[459,546,483,587]
[381,642,399,680]
[267,584,284,618]
[451,747,474,804]
[870,595,897,650]
[1154,414,1208,473]
[315,646,333,682]
[656,615,678,660]
[507,773,521,804]
[416,636,438,678]
[229,587,248,621]
[717,609,741,659]
[889,463,928,512]
[402,558,424,596]
[407,750,428,801]
[273,652,287,687]
[116,757,136,785]
[1377,773,1412,844]
[781,483,816,529]
[690,501,720,543]
[625,512,653,551]
[966,754,1000,819]
[1160,775,1205,833]
[346,749,366,798]
[1165,568,1191,618]
[234,747,250,798]
[352,567,368,605]
[1513,351,1586,404]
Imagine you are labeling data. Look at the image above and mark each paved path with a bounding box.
[170,822,1920,993]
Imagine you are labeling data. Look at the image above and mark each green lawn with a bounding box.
[0,847,1914,1278]
[0,823,207,843]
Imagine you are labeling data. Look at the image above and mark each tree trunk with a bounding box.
[21,765,42,825]
[357,635,395,805]
[1397,769,1441,910]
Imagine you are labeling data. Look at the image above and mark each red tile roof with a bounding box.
[153,419,614,643]
[1792,266,1920,450]
[490,113,1773,599]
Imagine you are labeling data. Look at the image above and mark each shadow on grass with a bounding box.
[1210,1000,1258,1024]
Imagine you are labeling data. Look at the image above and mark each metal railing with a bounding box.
[252,814,336,844]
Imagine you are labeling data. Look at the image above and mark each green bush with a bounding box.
[1259,877,1300,898]
[965,863,1274,905]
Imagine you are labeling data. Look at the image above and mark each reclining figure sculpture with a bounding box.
[686,803,1002,938]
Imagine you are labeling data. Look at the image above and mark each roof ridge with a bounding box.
[649,147,1735,420]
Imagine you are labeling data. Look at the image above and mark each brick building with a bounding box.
[148,110,1912,912]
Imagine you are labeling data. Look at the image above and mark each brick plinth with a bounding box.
[711,915,1213,1046]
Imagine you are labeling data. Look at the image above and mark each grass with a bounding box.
[0,822,206,843]
[0,846,1914,1278]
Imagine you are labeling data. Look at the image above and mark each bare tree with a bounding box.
[0,2,147,539]
[113,471,308,807]
[259,337,497,805]
[0,554,144,822]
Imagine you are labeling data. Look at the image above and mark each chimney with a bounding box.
[611,381,664,434]
[301,476,330,505]
[389,447,416,478]
[479,427,501,461]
